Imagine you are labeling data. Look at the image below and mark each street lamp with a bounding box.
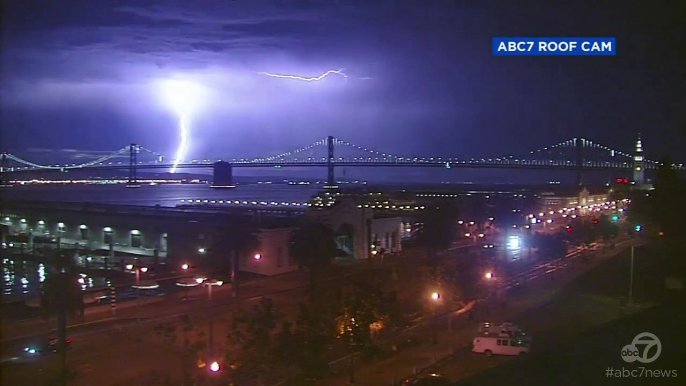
[253,254,262,260]
[209,361,220,372]
[485,272,494,280]
[128,265,148,323]
[429,292,441,344]
[181,263,189,271]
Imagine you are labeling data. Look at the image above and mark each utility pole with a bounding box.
[110,286,116,316]
[629,245,634,303]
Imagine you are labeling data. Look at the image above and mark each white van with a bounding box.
[472,336,530,356]
[477,322,532,342]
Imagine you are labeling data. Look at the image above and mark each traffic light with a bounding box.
[612,215,619,222]
[635,224,642,232]
[592,218,599,224]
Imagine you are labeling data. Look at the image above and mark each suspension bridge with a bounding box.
[1,135,682,188]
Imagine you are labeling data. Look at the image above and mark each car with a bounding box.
[483,243,495,249]
[402,373,453,385]
[24,337,72,356]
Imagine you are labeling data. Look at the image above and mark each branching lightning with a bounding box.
[258,69,355,82]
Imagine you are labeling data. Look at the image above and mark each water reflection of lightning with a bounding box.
[258,69,349,82]
[170,113,189,173]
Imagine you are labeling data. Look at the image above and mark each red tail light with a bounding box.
[66,339,72,343]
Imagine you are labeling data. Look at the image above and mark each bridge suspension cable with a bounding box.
[5,146,131,170]
[250,137,330,163]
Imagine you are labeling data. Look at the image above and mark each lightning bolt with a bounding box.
[170,113,189,173]
[258,69,351,82]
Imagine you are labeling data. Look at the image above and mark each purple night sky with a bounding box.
[1,0,684,164]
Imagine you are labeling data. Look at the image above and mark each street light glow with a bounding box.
[507,235,521,250]
[181,263,189,270]
[431,292,440,300]
[254,253,262,260]
[209,361,220,372]
[485,272,493,279]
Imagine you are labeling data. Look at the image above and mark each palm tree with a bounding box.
[289,219,341,303]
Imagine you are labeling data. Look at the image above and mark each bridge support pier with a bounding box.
[211,161,235,188]
[126,144,141,188]
[324,135,338,189]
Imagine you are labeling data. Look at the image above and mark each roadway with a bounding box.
[325,237,643,385]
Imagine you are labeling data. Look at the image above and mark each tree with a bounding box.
[531,233,568,260]
[289,219,341,302]
[432,259,484,304]
[336,278,391,357]
[415,199,459,278]
[273,303,334,382]
[224,297,280,383]
[596,214,619,240]
[210,216,260,304]
[40,249,84,386]
[151,314,208,386]
[628,155,686,276]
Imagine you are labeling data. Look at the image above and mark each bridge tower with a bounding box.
[0,151,9,186]
[633,134,645,185]
[575,138,584,187]
[211,161,235,188]
[127,144,141,188]
[324,135,338,189]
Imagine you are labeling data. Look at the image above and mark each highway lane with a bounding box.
[432,242,644,383]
